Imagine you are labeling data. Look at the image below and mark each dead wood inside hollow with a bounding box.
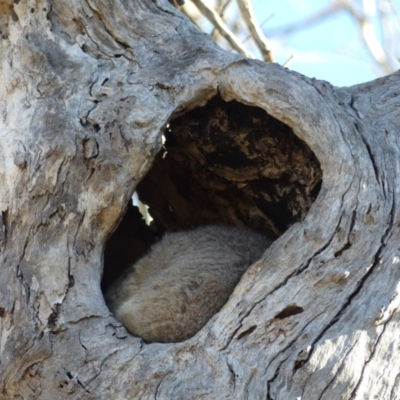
[103,95,322,288]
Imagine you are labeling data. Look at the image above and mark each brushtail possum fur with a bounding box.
[105,225,272,343]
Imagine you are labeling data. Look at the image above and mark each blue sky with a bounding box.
[251,0,400,87]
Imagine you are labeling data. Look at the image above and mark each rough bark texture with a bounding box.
[1,1,400,399]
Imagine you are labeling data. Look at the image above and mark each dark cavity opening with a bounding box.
[102,95,322,290]
[274,304,305,320]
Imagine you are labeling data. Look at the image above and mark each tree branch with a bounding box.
[191,0,253,58]
[236,0,273,62]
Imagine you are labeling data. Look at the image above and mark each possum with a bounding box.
[105,225,272,343]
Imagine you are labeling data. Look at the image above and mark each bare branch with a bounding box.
[338,0,393,73]
[236,0,273,62]
[191,0,254,58]
[211,0,232,40]
[218,0,232,16]
[283,54,294,68]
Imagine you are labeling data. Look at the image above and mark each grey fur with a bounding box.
[105,225,272,343]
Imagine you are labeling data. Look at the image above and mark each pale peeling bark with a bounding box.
[0,1,400,399]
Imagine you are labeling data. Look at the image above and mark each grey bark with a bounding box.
[0,1,400,399]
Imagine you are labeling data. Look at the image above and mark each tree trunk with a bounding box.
[1,1,400,399]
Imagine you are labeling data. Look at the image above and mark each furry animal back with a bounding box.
[105,225,272,343]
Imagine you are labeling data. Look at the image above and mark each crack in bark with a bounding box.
[221,295,268,351]
[225,359,237,388]
[54,155,69,188]
[348,311,394,400]
[298,238,388,372]
[83,346,121,387]
[223,229,341,351]
[317,339,359,400]
[1,209,8,244]
[85,167,96,183]
[264,311,323,392]
[47,303,61,330]
[83,0,130,53]
[221,257,314,351]
[72,210,86,257]
[333,210,356,258]
[381,190,396,246]
[76,378,91,394]
[274,304,304,320]
[265,354,291,400]
[311,202,352,260]
[67,256,75,291]
[16,229,33,305]
[357,123,381,186]
[154,375,164,399]
[111,122,129,153]
[236,325,257,340]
